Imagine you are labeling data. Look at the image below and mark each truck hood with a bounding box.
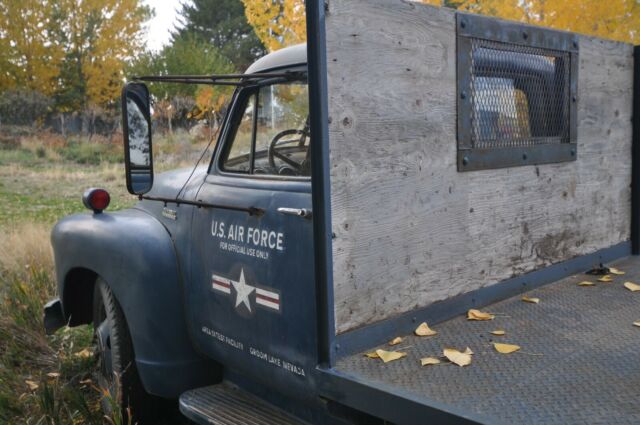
[146,166,208,199]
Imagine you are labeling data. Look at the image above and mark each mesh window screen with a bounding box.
[457,14,578,171]
[470,39,571,149]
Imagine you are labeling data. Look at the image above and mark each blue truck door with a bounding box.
[188,80,318,396]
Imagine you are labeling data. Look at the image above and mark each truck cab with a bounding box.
[48,43,325,423]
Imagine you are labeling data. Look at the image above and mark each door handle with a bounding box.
[277,207,313,219]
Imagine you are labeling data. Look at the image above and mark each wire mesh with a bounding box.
[467,38,571,149]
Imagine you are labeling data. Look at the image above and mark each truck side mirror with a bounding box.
[122,82,153,195]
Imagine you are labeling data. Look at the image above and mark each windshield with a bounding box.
[222,80,310,177]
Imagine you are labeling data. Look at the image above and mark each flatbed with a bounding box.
[335,257,640,425]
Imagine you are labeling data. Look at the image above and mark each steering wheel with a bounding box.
[268,129,308,172]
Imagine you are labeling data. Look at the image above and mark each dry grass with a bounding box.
[0,127,203,424]
[0,222,53,275]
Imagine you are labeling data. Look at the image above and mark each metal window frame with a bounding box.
[456,12,579,172]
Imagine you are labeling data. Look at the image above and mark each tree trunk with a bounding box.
[60,113,66,138]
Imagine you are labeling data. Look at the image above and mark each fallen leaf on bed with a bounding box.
[389,336,403,346]
[490,330,505,336]
[634,321,640,328]
[463,347,474,355]
[415,322,437,337]
[420,357,441,366]
[624,282,640,292]
[493,343,521,354]
[443,348,472,367]
[521,296,540,304]
[608,267,625,275]
[25,380,39,391]
[578,281,595,286]
[364,351,380,359]
[467,309,494,321]
[376,349,406,363]
[74,348,92,358]
[598,275,613,282]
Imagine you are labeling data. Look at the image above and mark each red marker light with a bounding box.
[82,188,110,213]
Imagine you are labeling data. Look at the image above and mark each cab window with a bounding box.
[221,81,310,177]
[223,94,255,173]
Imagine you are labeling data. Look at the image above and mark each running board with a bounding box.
[179,383,306,425]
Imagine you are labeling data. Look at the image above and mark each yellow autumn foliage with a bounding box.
[241,0,307,52]
[243,1,639,55]
[419,0,640,44]
[0,0,64,95]
[0,0,147,105]
[60,0,147,105]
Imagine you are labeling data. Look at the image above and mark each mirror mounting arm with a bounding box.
[139,195,265,216]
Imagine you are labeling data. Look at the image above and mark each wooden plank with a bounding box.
[326,0,634,334]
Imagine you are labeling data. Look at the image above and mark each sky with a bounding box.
[142,0,185,52]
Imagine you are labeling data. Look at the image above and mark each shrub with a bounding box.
[0,90,52,126]
[57,139,122,165]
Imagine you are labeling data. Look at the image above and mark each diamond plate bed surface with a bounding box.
[335,256,640,425]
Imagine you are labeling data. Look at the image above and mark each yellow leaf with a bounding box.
[414,322,437,336]
[74,348,92,359]
[420,357,441,366]
[364,351,380,359]
[463,347,474,355]
[443,348,472,367]
[46,372,60,378]
[375,349,407,363]
[578,281,595,286]
[490,330,506,336]
[521,296,540,304]
[624,282,640,292]
[467,309,495,321]
[25,380,39,390]
[493,343,521,354]
[389,336,403,346]
[598,275,613,282]
[633,321,640,328]
[608,267,625,275]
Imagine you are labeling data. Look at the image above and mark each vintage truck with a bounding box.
[44,0,640,424]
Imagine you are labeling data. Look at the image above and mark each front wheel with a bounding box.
[92,278,156,423]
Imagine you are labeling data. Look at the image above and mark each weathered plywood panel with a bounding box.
[326,0,634,334]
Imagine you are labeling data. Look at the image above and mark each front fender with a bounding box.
[51,208,218,397]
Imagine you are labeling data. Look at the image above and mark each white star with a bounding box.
[231,269,255,312]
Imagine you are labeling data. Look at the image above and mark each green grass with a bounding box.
[58,140,123,165]
[0,128,209,424]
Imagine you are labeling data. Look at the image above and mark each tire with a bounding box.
[92,277,157,424]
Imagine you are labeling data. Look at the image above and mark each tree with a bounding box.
[52,0,150,110]
[0,0,65,96]
[0,0,150,112]
[241,0,306,52]
[128,35,235,130]
[172,0,266,71]
[0,89,52,126]
[129,35,234,100]
[241,0,639,50]
[420,0,640,44]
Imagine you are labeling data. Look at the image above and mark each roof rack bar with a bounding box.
[132,71,306,86]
